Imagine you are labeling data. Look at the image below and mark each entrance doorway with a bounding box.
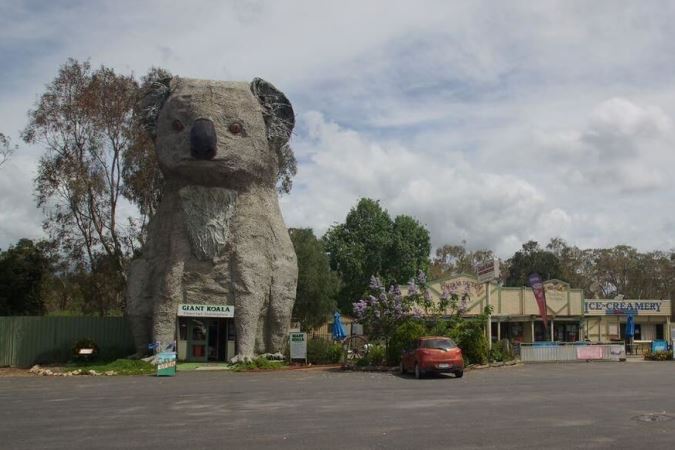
[178,317,236,362]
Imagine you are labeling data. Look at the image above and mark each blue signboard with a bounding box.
[156,352,177,377]
[651,340,668,353]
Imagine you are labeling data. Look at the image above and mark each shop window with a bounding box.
[565,324,578,342]
[191,320,207,341]
[634,324,641,340]
[509,323,523,341]
[534,322,549,342]
[656,324,664,340]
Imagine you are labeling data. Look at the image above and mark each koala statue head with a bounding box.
[140,77,295,190]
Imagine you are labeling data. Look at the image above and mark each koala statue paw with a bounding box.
[229,354,254,364]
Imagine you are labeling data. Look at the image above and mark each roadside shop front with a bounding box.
[176,304,237,362]
[583,299,671,352]
[419,275,585,344]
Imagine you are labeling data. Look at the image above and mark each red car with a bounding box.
[400,336,464,379]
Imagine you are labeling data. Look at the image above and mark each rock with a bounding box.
[88,370,99,376]
[29,365,41,374]
[104,371,116,376]
[142,355,158,365]
[127,77,298,361]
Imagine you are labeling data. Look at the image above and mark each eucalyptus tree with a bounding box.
[22,59,169,314]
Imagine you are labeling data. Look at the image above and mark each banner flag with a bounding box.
[528,272,548,331]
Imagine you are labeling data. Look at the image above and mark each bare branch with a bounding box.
[0,133,16,168]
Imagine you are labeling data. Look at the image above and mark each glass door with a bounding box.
[207,319,219,361]
[188,318,208,362]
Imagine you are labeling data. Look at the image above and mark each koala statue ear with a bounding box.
[250,78,295,147]
[138,76,173,140]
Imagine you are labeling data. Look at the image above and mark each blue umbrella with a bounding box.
[626,312,635,338]
[332,311,346,341]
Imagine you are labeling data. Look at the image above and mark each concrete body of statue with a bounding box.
[126,77,298,361]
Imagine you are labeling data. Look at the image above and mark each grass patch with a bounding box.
[65,359,155,375]
[229,357,287,372]
[177,362,231,371]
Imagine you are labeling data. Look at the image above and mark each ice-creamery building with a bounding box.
[417,275,585,343]
[416,274,671,346]
[583,299,671,344]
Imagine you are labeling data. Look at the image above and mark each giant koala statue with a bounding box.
[126,77,298,361]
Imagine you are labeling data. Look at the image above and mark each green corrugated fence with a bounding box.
[0,316,135,368]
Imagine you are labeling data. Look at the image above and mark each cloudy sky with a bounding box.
[2,0,675,257]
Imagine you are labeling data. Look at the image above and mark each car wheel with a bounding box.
[399,361,406,375]
[455,370,464,378]
[414,363,422,379]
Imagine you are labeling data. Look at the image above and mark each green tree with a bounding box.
[289,228,340,331]
[430,241,494,280]
[387,215,431,283]
[323,198,431,312]
[504,240,563,287]
[0,239,52,315]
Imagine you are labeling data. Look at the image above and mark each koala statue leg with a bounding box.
[126,258,153,358]
[267,255,298,353]
[232,268,268,362]
[152,258,186,350]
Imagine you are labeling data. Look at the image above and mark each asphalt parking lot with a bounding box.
[1,362,674,449]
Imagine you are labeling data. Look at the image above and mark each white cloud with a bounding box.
[283,112,557,256]
[0,153,44,249]
[3,0,675,256]
[524,97,675,194]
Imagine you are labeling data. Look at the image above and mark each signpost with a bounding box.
[475,259,500,349]
[149,341,177,377]
[476,259,500,283]
[289,332,307,364]
[156,351,177,377]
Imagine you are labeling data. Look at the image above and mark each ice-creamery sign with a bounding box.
[177,304,235,318]
[584,300,665,316]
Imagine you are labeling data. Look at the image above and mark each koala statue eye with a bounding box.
[172,119,185,132]
[229,122,243,135]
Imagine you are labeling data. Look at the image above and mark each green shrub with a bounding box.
[307,337,342,364]
[387,319,426,365]
[489,340,514,362]
[367,344,386,366]
[427,320,450,337]
[644,350,673,361]
[355,355,370,367]
[449,319,489,365]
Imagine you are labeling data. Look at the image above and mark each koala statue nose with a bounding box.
[190,118,217,160]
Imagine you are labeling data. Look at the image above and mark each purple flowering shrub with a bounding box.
[354,271,493,365]
[352,276,412,343]
[353,271,464,343]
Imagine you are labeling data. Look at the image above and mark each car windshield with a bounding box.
[421,339,456,350]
